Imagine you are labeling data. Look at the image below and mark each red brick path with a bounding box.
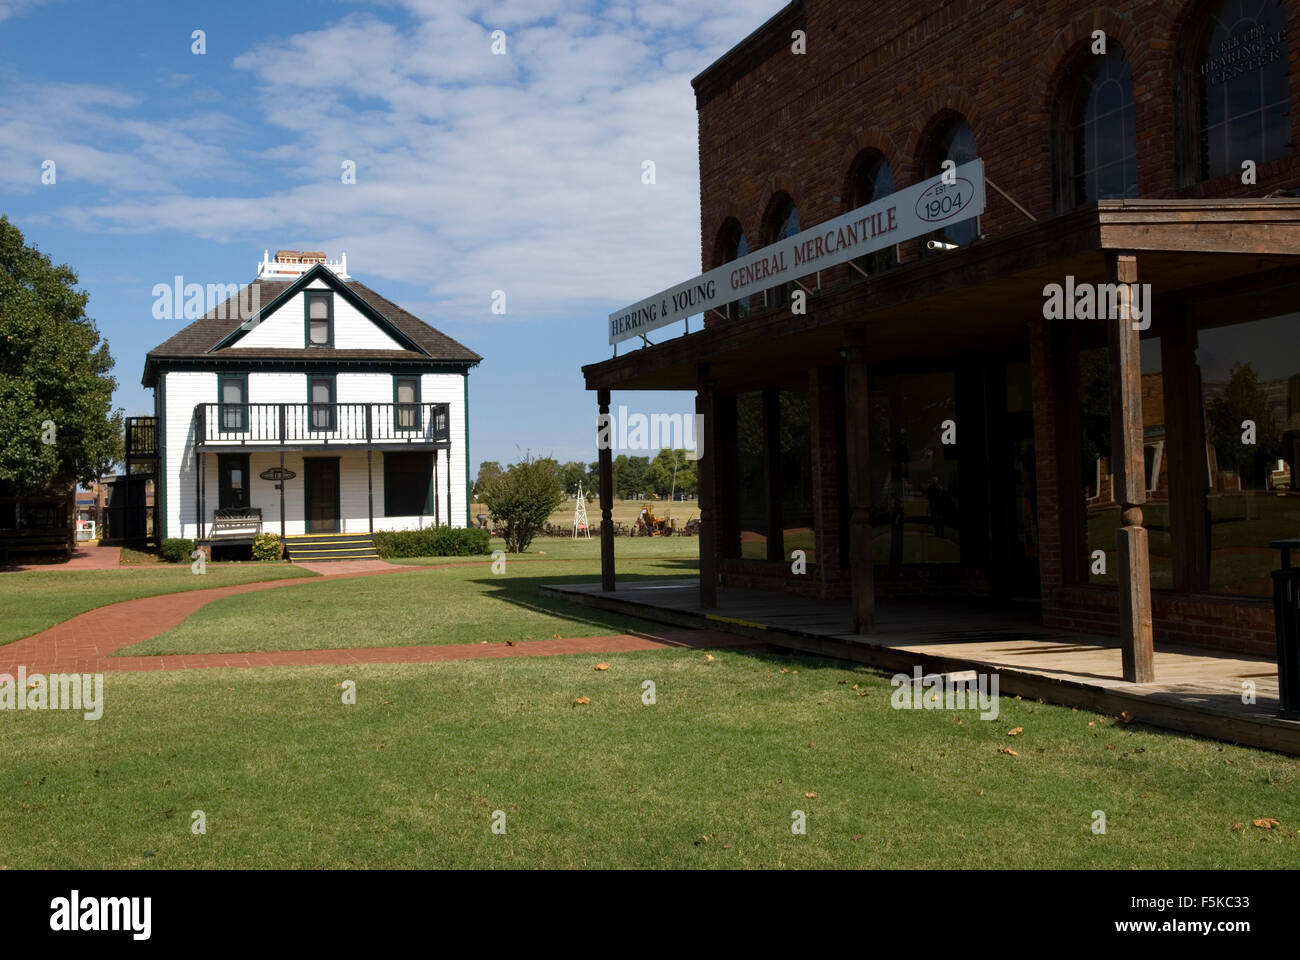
[1,566,757,674]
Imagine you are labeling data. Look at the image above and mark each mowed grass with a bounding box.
[392,534,701,565]
[2,648,1299,868]
[0,564,316,646]
[124,557,695,656]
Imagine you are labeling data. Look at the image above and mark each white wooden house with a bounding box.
[142,251,480,559]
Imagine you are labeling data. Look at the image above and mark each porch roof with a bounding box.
[583,198,1300,392]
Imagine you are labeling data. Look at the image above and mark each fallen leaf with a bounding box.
[852,684,859,690]
[805,791,818,798]
[852,834,863,841]
[594,663,610,671]
[1008,727,1023,736]
[977,789,984,796]
[1088,721,1096,727]
[722,842,733,849]
[780,668,789,674]
[998,748,1019,757]
[808,742,815,748]
[1107,744,1115,751]
[704,654,715,663]
[1232,822,1245,831]
[505,640,515,646]
[1119,711,1134,723]
[573,697,590,705]
[1253,818,1281,829]
[694,835,709,845]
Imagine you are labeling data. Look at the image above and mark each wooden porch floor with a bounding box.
[540,578,1300,756]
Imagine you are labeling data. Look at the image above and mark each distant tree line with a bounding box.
[474,448,697,502]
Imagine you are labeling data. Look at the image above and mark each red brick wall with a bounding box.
[697,0,1294,655]
[696,0,1300,280]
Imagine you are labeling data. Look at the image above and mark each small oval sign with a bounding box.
[915,177,975,224]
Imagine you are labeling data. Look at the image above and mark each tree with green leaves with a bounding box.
[481,455,565,553]
[473,460,503,499]
[646,448,696,498]
[558,460,589,496]
[1207,361,1281,484]
[612,454,649,499]
[0,217,122,494]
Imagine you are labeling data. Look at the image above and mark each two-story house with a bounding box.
[142,250,480,560]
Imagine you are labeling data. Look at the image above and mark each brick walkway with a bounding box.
[7,543,122,572]
[1,566,758,674]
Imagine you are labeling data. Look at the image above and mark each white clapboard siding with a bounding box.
[161,368,469,538]
[231,285,405,351]
[162,370,217,540]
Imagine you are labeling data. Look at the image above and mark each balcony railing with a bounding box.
[195,402,450,447]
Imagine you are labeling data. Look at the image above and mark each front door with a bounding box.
[304,458,340,534]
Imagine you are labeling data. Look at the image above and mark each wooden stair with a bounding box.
[284,532,379,562]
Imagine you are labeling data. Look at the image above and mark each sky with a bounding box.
[0,0,786,469]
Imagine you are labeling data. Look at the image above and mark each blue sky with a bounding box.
[0,0,784,468]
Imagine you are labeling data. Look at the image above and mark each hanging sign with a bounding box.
[608,159,985,345]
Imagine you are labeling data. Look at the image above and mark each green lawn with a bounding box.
[2,648,1298,868]
[0,563,316,646]
[391,535,701,564]
[124,557,696,656]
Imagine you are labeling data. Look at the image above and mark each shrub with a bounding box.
[160,538,195,563]
[252,533,282,561]
[372,526,491,559]
[482,456,565,553]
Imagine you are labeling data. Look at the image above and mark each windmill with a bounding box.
[573,482,591,539]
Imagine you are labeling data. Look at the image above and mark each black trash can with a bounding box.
[1270,539,1300,720]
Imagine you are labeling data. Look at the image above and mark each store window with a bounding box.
[732,391,767,559]
[847,152,898,275]
[716,220,750,321]
[868,370,960,564]
[762,194,799,309]
[1196,311,1300,595]
[779,379,816,564]
[1056,45,1138,208]
[922,114,979,253]
[1076,334,1172,588]
[1190,0,1290,182]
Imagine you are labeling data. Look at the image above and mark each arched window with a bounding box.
[1186,0,1290,182]
[714,220,749,321]
[922,114,979,252]
[1055,45,1139,209]
[847,152,898,275]
[762,194,799,308]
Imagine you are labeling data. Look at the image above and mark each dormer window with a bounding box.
[306,291,333,347]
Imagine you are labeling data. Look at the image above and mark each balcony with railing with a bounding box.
[194,402,451,448]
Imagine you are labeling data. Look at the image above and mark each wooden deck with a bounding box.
[540,578,1300,756]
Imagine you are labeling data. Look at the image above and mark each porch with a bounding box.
[541,578,1300,755]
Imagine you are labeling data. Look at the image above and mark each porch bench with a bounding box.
[0,533,74,566]
[210,508,263,538]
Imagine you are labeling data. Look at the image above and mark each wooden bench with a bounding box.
[0,532,74,566]
[210,507,263,538]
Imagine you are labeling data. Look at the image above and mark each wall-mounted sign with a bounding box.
[259,467,296,482]
[608,159,985,345]
[1201,24,1287,87]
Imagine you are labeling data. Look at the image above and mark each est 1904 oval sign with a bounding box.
[915,177,975,224]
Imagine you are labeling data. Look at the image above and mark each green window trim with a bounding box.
[217,372,248,431]
[307,373,337,432]
[393,374,422,431]
[304,290,334,348]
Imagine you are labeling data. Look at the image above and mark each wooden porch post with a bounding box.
[280,448,287,541]
[697,364,717,609]
[598,389,615,592]
[844,326,875,634]
[366,449,373,534]
[197,450,205,542]
[446,444,453,528]
[1108,252,1155,682]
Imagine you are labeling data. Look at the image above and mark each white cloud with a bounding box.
[20,0,788,323]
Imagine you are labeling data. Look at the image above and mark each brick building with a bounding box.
[585,0,1300,667]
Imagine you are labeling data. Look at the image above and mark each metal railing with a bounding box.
[195,402,450,446]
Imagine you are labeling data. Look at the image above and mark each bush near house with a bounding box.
[252,533,282,561]
[482,456,565,553]
[159,538,195,563]
[371,527,490,559]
